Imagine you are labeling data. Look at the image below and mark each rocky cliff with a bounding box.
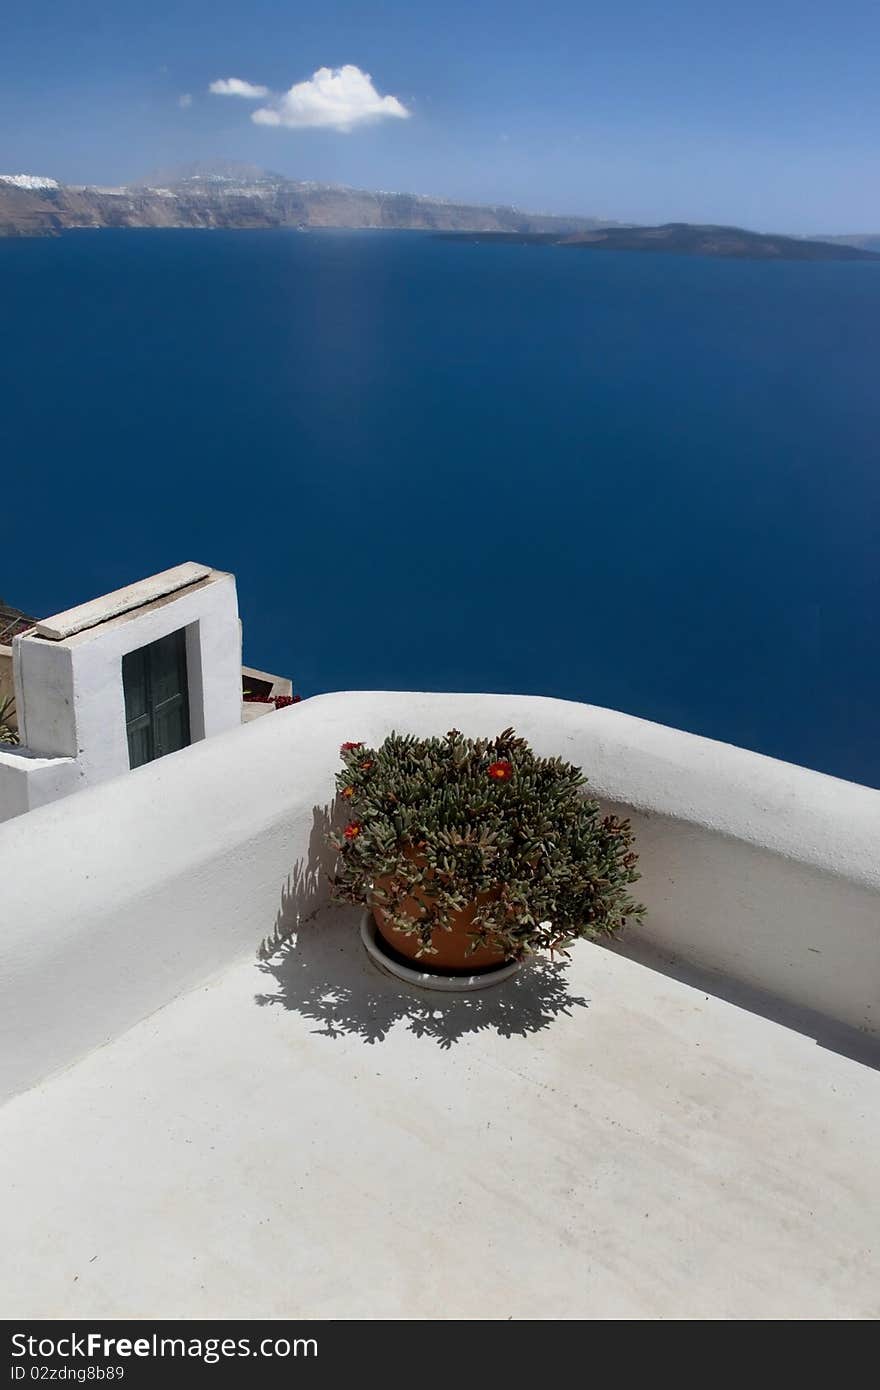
[3,168,877,260]
[0,168,611,238]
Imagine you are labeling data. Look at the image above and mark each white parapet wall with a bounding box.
[1,690,878,1102]
[0,744,81,818]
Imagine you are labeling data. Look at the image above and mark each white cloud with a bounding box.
[178,93,193,109]
[251,65,409,132]
[209,77,269,99]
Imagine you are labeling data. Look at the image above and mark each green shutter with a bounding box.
[123,628,191,770]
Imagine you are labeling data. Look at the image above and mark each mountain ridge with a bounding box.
[0,165,615,239]
[1,165,878,259]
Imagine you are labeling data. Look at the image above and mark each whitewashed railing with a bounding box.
[1,691,878,1101]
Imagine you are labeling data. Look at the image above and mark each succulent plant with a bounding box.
[329,727,644,960]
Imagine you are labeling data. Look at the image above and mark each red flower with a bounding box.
[274,695,295,709]
[359,760,374,772]
[487,760,513,782]
[340,742,363,754]
[343,821,362,841]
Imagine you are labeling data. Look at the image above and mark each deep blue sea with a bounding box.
[2,228,878,785]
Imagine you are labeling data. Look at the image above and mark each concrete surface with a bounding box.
[1,905,877,1321]
[0,741,80,820]
[2,691,879,1104]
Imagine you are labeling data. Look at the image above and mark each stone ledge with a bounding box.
[34,562,212,640]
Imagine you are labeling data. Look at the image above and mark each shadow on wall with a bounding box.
[255,804,588,1047]
[258,807,880,1066]
[607,934,880,1074]
[257,802,341,959]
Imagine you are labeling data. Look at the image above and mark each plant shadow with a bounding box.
[255,805,589,1048]
[257,802,342,959]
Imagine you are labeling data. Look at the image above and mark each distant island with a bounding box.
[437,224,880,261]
[815,232,880,255]
[1,162,877,261]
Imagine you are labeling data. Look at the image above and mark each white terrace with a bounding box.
[1,691,879,1319]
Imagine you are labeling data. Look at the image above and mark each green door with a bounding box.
[123,629,191,770]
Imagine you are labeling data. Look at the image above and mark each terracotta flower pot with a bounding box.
[372,866,509,973]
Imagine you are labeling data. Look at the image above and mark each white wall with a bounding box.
[8,571,242,811]
[1,690,878,1102]
[0,745,81,820]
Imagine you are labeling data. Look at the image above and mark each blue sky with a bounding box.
[1,0,878,232]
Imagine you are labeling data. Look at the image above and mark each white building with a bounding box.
[0,562,290,821]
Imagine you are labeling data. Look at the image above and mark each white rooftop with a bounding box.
[1,904,877,1320]
[1,690,879,1319]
